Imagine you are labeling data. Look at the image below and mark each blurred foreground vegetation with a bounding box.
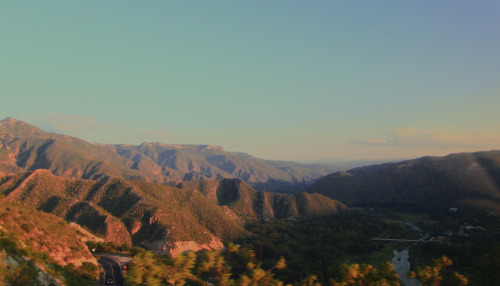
[125,244,467,286]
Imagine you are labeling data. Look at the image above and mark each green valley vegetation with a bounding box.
[235,212,401,283]
[0,198,99,285]
[406,208,500,285]
[338,207,500,285]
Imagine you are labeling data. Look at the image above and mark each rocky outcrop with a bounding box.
[168,236,224,258]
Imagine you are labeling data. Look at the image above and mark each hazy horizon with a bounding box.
[2,1,499,161]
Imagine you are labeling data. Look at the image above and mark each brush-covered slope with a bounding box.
[0,198,98,267]
[0,170,247,255]
[307,151,500,211]
[0,198,100,285]
[0,117,338,185]
[179,179,348,219]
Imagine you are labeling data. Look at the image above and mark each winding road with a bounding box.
[98,255,127,286]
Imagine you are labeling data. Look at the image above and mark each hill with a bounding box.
[0,198,100,285]
[306,150,500,212]
[0,169,246,256]
[0,169,345,256]
[0,117,338,186]
[179,179,347,220]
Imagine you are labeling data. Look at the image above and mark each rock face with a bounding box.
[168,236,224,258]
[307,151,500,212]
[0,117,339,185]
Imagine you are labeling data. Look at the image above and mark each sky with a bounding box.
[1,1,500,162]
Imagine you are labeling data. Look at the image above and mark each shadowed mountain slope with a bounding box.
[179,179,348,219]
[306,151,500,212]
[0,117,338,185]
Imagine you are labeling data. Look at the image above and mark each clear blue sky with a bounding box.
[1,1,499,161]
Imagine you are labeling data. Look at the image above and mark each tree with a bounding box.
[126,251,163,286]
[330,262,400,286]
[0,250,9,286]
[409,256,468,286]
[236,257,286,286]
[167,251,198,286]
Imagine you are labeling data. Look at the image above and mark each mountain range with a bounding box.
[0,117,349,256]
[0,117,338,186]
[2,115,500,258]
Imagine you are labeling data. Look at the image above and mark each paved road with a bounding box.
[98,256,125,286]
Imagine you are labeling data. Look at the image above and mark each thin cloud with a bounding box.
[39,113,113,134]
[352,127,500,149]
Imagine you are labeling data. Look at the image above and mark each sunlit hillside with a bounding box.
[0,198,99,285]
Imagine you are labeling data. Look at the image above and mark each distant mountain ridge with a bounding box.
[179,179,347,220]
[0,117,338,185]
[306,150,500,212]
